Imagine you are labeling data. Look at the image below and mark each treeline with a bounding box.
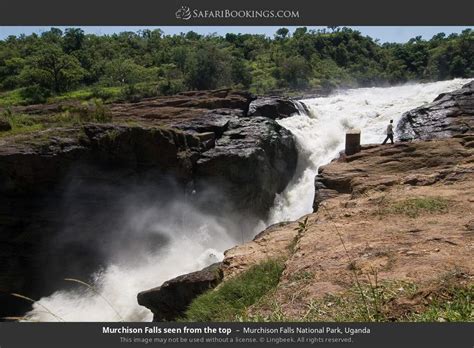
[0,27,472,104]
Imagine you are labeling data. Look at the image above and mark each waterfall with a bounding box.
[25,78,471,322]
[267,78,471,223]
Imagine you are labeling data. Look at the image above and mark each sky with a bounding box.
[0,26,471,43]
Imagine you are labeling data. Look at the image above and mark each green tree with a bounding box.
[231,58,252,88]
[293,27,307,39]
[102,58,151,85]
[63,28,85,53]
[274,55,311,89]
[21,45,85,93]
[185,46,231,90]
[275,28,290,40]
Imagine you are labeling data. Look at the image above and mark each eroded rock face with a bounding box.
[0,124,201,318]
[137,262,223,322]
[0,89,299,319]
[313,136,474,211]
[196,117,297,217]
[248,97,307,119]
[397,80,474,141]
[107,92,299,218]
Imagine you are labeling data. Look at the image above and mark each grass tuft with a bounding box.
[381,197,449,218]
[0,89,24,107]
[182,259,285,322]
[10,293,64,322]
[0,110,44,136]
[409,286,473,322]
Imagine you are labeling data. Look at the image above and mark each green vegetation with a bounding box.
[49,86,122,103]
[0,99,112,137]
[409,286,473,322]
[64,99,112,123]
[182,259,285,321]
[0,89,24,106]
[244,280,419,322]
[382,197,450,218]
[294,216,309,234]
[0,108,44,136]
[0,27,472,106]
[288,216,310,253]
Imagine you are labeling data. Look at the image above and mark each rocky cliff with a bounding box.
[0,90,301,319]
[138,82,474,322]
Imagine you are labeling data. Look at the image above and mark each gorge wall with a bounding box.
[0,90,301,319]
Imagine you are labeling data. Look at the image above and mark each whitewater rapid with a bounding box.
[25,78,470,322]
[268,78,471,223]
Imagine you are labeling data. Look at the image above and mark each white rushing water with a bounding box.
[268,78,471,223]
[26,201,248,322]
[25,78,470,322]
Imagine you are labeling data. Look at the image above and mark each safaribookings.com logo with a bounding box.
[175,6,300,21]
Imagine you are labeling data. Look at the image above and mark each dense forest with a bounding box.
[0,27,472,105]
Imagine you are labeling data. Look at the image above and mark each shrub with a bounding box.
[120,84,159,102]
[19,85,51,105]
[90,86,117,101]
[157,79,185,96]
[65,99,112,123]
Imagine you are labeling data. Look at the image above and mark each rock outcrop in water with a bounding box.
[137,221,299,322]
[195,117,297,217]
[397,80,474,140]
[247,97,307,119]
[0,89,299,319]
[137,262,223,322]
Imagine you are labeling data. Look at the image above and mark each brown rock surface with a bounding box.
[222,221,299,280]
[314,135,474,209]
[219,135,474,319]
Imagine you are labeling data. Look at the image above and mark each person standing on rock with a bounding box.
[382,120,394,145]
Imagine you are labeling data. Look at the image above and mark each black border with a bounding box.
[0,0,473,25]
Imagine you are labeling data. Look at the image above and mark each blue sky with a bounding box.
[0,26,471,43]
